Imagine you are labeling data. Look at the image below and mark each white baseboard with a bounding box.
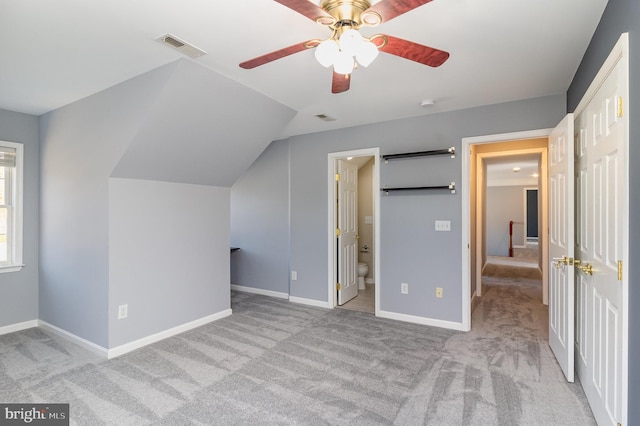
[107,309,233,359]
[288,296,331,309]
[39,309,233,359]
[365,278,375,285]
[39,320,109,358]
[231,284,289,299]
[0,319,39,336]
[377,310,464,331]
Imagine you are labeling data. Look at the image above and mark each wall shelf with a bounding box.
[382,147,455,162]
[382,182,456,194]
[381,146,457,194]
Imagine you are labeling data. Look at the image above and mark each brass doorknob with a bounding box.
[552,256,571,268]
[576,262,594,275]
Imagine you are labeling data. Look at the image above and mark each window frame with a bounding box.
[0,140,23,273]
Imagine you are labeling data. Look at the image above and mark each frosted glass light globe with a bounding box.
[339,29,364,57]
[315,39,340,68]
[356,40,379,67]
[333,51,355,75]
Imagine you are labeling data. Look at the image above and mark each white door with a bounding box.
[574,57,626,426]
[548,113,575,382]
[337,159,358,305]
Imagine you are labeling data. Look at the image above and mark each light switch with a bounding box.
[365,216,373,224]
[435,220,451,231]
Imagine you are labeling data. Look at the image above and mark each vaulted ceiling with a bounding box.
[0,0,608,138]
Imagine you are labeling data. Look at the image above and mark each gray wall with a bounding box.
[39,63,175,347]
[108,178,230,347]
[567,0,639,420]
[0,109,39,327]
[39,59,293,348]
[235,94,564,323]
[293,96,562,321]
[230,139,290,294]
[486,185,527,256]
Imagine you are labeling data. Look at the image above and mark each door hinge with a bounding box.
[336,228,341,237]
[617,96,624,117]
[335,173,341,181]
[618,260,623,281]
[336,283,341,291]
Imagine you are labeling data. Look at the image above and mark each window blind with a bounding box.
[0,147,16,168]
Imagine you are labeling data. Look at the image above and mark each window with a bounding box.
[0,141,23,273]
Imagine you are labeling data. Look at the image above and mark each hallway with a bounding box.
[442,257,596,423]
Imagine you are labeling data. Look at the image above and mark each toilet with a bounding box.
[357,262,368,290]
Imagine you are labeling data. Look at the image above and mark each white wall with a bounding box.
[108,178,230,347]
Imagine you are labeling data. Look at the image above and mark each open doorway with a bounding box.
[460,130,550,331]
[481,156,543,309]
[483,155,541,276]
[474,142,548,302]
[327,148,380,315]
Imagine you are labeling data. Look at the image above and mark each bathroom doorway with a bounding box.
[327,148,380,315]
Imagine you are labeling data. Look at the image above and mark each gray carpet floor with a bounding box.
[0,270,595,425]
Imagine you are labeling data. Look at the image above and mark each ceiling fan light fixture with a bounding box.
[339,29,364,56]
[333,51,355,75]
[356,39,379,67]
[240,0,449,94]
[315,39,340,67]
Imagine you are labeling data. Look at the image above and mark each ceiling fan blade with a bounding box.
[363,0,434,23]
[378,35,449,67]
[332,71,350,94]
[239,41,317,69]
[274,0,335,24]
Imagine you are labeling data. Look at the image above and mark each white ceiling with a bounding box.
[486,155,539,187]
[0,0,608,139]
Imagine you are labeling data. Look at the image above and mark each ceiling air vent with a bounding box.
[156,33,207,59]
[315,114,336,122]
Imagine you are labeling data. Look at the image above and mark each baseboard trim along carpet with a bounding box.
[377,310,465,331]
[231,284,289,299]
[0,319,39,336]
[106,309,233,359]
[38,309,234,359]
[288,295,331,309]
[38,320,109,358]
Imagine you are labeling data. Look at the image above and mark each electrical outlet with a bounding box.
[436,288,443,298]
[118,304,128,319]
[291,271,297,281]
[401,283,409,294]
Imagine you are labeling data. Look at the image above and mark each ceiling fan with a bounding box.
[239,0,449,94]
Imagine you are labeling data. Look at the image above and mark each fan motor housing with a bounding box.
[320,0,372,26]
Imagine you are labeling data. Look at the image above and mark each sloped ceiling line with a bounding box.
[110,59,296,187]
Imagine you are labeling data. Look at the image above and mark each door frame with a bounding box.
[327,148,381,314]
[461,129,551,330]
